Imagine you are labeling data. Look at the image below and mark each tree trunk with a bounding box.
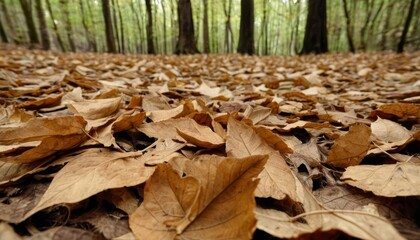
[223,0,234,53]
[130,0,143,53]
[60,0,76,51]
[397,0,416,53]
[380,2,394,50]
[35,0,50,50]
[79,0,93,51]
[237,0,255,55]
[0,17,7,43]
[46,0,65,51]
[116,0,125,53]
[161,0,167,54]
[19,0,39,45]
[175,0,199,54]
[300,0,328,54]
[111,0,120,53]
[342,0,355,53]
[102,0,117,53]
[202,0,210,53]
[145,0,156,54]
[0,0,18,43]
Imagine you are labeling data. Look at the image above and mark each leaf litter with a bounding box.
[0,46,419,239]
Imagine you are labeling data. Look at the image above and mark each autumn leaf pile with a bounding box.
[0,45,419,239]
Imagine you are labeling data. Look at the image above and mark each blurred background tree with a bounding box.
[0,0,418,54]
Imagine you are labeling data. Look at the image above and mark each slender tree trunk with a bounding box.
[202,0,210,53]
[342,0,355,53]
[19,0,39,45]
[60,0,76,51]
[223,0,233,53]
[300,0,328,54]
[46,0,65,51]
[380,2,393,50]
[79,0,92,51]
[367,1,384,50]
[237,0,255,55]
[35,0,50,50]
[145,0,156,54]
[175,0,199,54]
[86,0,98,52]
[0,0,17,43]
[102,0,117,53]
[294,0,301,54]
[0,17,7,43]
[161,0,167,54]
[397,0,416,53]
[169,0,177,52]
[111,0,120,53]
[116,0,125,53]
[130,0,143,53]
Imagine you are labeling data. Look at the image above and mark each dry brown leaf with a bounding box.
[0,116,87,163]
[17,93,63,110]
[326,123,371,168]
[139,118,223,148]
[139,138,185,165]
[0,116,86,144]
[94,110,146,148]
[0,106,34,126]
[26,227,103,240]
[371,117,412,143]
[243,105,272,124]
[148,99,195,122]
[67,96,121,120]
[377,103,420,118]
[23,148,154,220]
[253,126,292,153]
[226,117,298,201]
[102,188,140,215]
[0,223,22,240]
[256,181,404,240]
[255,206,404,240]
[0,182,48,223]
[129,154,267,239]
[70,205,131,239]
[341,163,420,197]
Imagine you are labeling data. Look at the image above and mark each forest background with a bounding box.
[0,0,419,55]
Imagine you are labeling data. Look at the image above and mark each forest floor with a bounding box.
[0,44,419,239]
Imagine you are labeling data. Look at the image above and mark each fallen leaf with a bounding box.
[326,124,371,168]
[67,96,121,120]
[226,117,298,201]
[24,148,154,220]
[139,118,223,148]
[0,222,22,240]
[129,154,267,239]
[377,103,420,119]
[148,99,195,122]
[0,182,49,223]
[371,117,412,143]
[341,163,420,197]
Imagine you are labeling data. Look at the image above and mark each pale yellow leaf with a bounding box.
[341,163,420,197]
[371,117,412,143]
